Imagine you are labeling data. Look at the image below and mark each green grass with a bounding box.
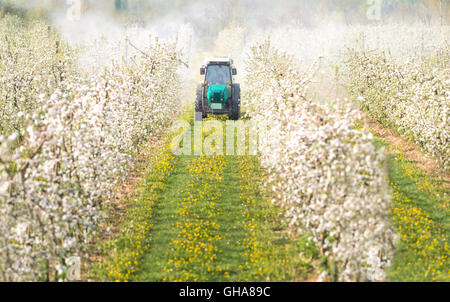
[131,146,315,281]
[92,114,449,282]
[373,137,449,281]
[133,155,247,281]
[88,140,178,281]
[131,155,191,281]
[204,157,248,279]
[91,111,317,281]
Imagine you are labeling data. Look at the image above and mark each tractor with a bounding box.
[195,57,240,121]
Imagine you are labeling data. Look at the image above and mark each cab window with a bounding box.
[205,65,231,84]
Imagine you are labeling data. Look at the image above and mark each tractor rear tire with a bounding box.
[229,84,240,121]
[195,84,207,121]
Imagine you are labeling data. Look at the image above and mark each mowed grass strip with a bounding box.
[132,113,316,281]
[137,154,248,282]
[236,155,317,281]
[132,155,192,281]
[372,138,450,281]
[91,145,178,282]
[162,155,227,281]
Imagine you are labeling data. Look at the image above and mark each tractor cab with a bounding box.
[196,58,240,121]
[200,57,237,84]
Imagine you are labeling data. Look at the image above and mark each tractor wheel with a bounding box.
[229,84,240,121]
[195,84,207,121]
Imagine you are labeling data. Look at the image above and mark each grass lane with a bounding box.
[134,153,248,281]
[373,138,449,281]
[93,110,448,282]
[133,153,315,281]
[93,111,317,281]
[132,155,192,281]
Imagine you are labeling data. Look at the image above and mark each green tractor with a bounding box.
[195,57,240,121]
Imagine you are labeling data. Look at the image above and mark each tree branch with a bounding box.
[19,138,46,174]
